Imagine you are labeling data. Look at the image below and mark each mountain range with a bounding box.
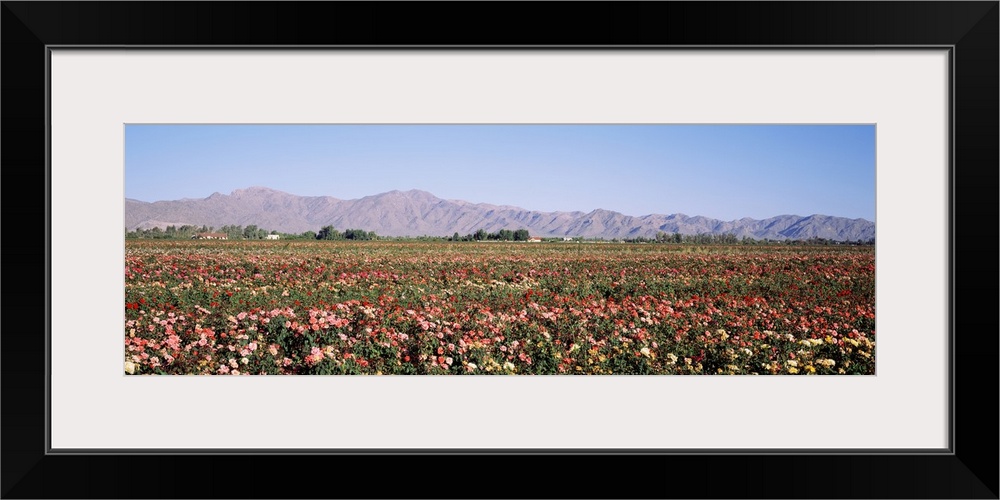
[125,187,875,241]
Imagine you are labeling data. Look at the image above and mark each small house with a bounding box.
[265,234,280,240]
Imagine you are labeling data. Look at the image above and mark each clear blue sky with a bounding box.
[125,124,875,221]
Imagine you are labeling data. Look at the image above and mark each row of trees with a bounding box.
[312,226,377,241]
[126,224,289,240]
[125,224,380,241]
[397,233,873,245]
[623,232,874,245]
[450,228,532,242]
[125,225,873,246]
[125,225,260,240]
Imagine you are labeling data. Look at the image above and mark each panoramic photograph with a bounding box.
[124,124,875,375]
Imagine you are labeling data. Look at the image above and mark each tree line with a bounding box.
[312,226,377,241]
[125,224,378,241]
[450,228,532,242]
[624,232,874,245]
[125,224,874,246]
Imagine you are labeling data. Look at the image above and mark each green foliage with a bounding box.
[317,225,341,240]
[343,229,375,240]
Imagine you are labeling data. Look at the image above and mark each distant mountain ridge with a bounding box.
[125,186,875,241]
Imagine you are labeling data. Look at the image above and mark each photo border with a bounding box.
[53,53,940,452]
[3,2,996,498]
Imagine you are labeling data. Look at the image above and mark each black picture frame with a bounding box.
[2,2,996,498]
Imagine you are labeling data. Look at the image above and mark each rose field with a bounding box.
[125,240,875,375]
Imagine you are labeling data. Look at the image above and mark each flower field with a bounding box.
[125,240,875,375]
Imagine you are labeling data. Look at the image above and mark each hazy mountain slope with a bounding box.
[125,186,875,241]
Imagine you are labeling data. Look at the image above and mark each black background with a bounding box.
[2,2,997,498]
